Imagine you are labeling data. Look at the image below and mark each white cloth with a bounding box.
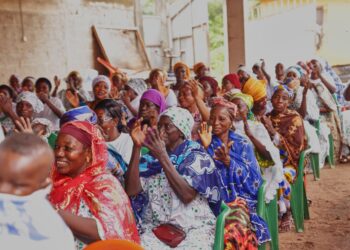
[124,95,141,122]
[34,97,65,131]
[341,110,350,146]
[165,89,178,108]
[0,188,75,250]
[235,120,284,203]
[303,120,321,154]
[310,79,337,112]
[140,171,215,250]
[0,126,4,143]
[106,133,134,164]
[292,87,320,121]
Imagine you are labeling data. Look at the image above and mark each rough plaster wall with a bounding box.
[0,0,134,83]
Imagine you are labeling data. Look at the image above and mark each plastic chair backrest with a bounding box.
[84,239,144,250]
[213,202,230,250]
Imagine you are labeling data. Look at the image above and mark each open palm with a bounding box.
[131,119,148,147]
[198,122,212,149]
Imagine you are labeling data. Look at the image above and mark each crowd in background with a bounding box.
[0,57,349,250]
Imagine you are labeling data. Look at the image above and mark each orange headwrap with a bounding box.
[193,62,206,75]
[242,77,267,102]
[173,62,191,80]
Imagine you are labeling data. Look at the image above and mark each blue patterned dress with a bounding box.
[131,140,227,249]
[206,130,270,244]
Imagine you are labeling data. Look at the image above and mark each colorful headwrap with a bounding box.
[60,123,92,147]
[160,107,194,139]
[173,62,191,80]
[140,89,166,113]
[92,75,111,90]
[210,97,238,120]
[127,78,148,96]
[50,121,140,243]
[222,74,241,89]
[16,91,44,114]
[229,93,254,110]
[285,66,304,79]
[273,85,294,98]
[60,105,97,127]
[193,62,206,75]
[198,76,219,96]
[242,78,267,102]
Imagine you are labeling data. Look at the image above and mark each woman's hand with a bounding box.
[242,115,253,138]
[214,141,234,167]
[131,118,148,147]
[15,117,42,135]
[198,122,212,149]
[54,76,61,88]
[188,79,199,98]
[0,95,13,114]
[37,92,49,104]
[121,91,131,106]
[143,127,167,160]
[260,116,277,137]
[65,90,80,107]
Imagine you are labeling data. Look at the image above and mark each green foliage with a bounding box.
[208,0,225,81]
[141,0,155,15]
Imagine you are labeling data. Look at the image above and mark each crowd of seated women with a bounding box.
[0,57,349,250]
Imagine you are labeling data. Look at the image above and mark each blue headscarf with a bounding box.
[273,84,294,98]
[60,105,97,127]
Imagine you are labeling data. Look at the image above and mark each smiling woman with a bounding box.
[87,75,111,110]
[49,121,139,250]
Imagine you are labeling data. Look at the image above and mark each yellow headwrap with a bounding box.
[242,77,267,102]
[193,62,206,75]
[174,62,191,80]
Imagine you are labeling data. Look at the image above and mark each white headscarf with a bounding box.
[92,75,111,90]
[160,107,194,139]
[127,78,147,96]
[16,91,44,114]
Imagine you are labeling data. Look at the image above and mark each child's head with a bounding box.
[32,118,53,137]
[0,133,54,196]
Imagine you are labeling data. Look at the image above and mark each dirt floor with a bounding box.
[279,163,350,250]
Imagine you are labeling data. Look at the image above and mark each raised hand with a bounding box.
[121,91,131,106]
[214,141,234,167]
[131,118,148,147]
[260,115,277,137]
[198,122,212,149]
[143,126,167,160]
[54,76,61,88]
[65,89,80,108]
[14,117,37,134]
[0,95,13,114]
[242,115,253,138]
[188,79,199,98]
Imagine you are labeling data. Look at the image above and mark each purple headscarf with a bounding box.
[140,89,166,113]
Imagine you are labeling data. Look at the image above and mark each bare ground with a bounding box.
[279,163,350,250]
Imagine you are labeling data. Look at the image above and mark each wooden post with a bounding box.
[225,0,246,73]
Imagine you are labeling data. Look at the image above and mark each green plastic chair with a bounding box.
[214,183,266,250]
[261,197,279,250]
[290,148,311,233]
[213,202,230,250]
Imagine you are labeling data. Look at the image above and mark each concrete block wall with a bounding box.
[0,0,135,83]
